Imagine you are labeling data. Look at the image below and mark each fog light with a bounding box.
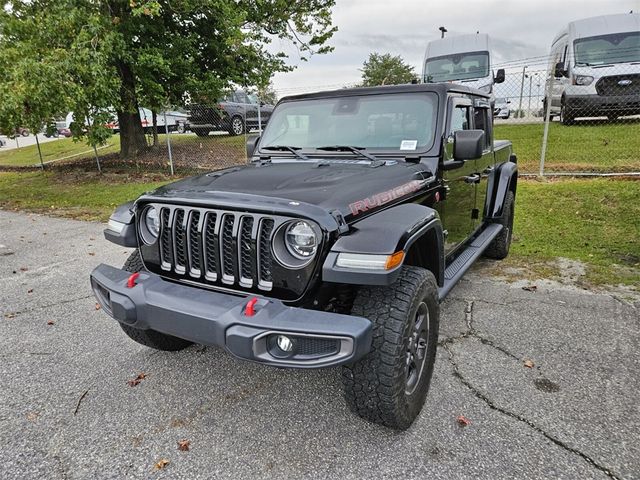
[276,335,294,353]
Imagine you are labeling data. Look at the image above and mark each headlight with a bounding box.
[272,219,320,268]
[140,206,160,244]
[574,75,594,86]
[285,221,317,259]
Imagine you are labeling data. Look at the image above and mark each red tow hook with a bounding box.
[244,297,259,316]
[126,272,140,288]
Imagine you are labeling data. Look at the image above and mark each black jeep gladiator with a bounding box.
[90,83,517,430]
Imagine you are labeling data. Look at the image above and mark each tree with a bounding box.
[360,53,416,87]
[0,0,337,159]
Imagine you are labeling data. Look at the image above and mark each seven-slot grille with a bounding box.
[157,206,278,291]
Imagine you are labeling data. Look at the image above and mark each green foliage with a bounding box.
[360,53,416,87]
[0,0,336,153]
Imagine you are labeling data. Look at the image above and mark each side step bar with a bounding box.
[438,223,503,301]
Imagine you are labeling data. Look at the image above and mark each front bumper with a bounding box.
[90,264,372,368]
[565,94,640,116]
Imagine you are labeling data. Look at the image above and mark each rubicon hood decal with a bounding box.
[349,180,426,216]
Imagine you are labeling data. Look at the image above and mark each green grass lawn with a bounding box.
[0,171,166,220]
[0,137,120,167]
[508,178,640,287]
[0,171,637,288]
[0,133,244,167]
[494,121,640,173]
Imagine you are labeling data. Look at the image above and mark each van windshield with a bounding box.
[260,93,438,152]
[574,31,640,66]
[424,51,490,82]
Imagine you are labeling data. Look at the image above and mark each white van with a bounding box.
[422,33,505,94]
[544,12,640,124]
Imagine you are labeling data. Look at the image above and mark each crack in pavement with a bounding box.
[440,300,621,480]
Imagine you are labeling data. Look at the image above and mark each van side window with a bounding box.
[473,107,491,149]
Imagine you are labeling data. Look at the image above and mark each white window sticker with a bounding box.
[400,140,418,150]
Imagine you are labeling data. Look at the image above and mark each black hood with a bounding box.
[147,160,435,221]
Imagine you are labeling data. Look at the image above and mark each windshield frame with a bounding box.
[424,50,491,83]
[573,31,640,66]
[258,92,441,158]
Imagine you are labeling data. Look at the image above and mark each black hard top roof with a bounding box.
[281,82,490,102]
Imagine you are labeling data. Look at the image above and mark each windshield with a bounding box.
[424,51,490,82]
[574,31,640,66]
[259,93,438,152]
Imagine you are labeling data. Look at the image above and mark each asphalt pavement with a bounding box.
[0,210,638,480]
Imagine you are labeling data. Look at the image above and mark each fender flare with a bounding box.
[487,160,517,219]
[322,203,444,286]
[104,201,138,247]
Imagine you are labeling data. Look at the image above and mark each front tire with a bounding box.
[342,266,440,430]
[119,250,193,351]
[561,100,575,125]
[484,190,515,260]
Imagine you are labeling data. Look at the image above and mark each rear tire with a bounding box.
[342,266,439,430]
[119,250,193,351]
[484,190,515,260]
[228,116,245,136]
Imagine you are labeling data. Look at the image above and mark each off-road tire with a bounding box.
[119,250,193,351]
[342,266,439,430]
[484,190,515,260]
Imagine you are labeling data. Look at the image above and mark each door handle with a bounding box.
[464,174,480,184]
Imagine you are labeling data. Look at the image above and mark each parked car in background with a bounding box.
[189,89,274,137]
[103,109,189,134]
[544,12,640,124]
[493,97,511,118]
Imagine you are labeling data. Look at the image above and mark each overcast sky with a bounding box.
[271,0,638,95]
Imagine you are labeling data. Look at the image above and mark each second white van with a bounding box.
[544,12,640,124]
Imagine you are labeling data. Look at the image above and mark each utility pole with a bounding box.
[439,26,447,38]
[518,66,527,118]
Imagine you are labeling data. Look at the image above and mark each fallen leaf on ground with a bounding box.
[47,320,55,326]
[4,312,17,319]
[456,415,471,427]
[95,303,101,310]
[26,411,39,422]
[127,373,147,387]
[153,459,170,471]
[88,252,95,256]
[524,359,535,368]
[177,439,191,451]
[19,267,28,272]
[522,285,537,292]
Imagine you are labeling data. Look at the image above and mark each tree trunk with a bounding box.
[116,61,147,160]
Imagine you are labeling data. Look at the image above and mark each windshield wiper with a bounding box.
[316,145,378,162]
[261,145,309,161]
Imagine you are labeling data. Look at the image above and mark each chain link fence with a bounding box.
[1,56,639,177]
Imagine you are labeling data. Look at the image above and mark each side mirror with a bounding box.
[453,130,484,160]
[246,134,260,158]
[494,68,505,84]
[554,62,566,78]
